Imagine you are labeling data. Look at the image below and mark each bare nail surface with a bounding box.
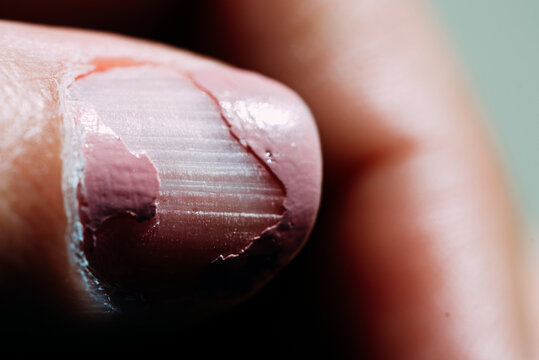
[63,62,321,310]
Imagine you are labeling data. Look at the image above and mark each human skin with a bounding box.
[0,21,323,314]
[0,0,537,358]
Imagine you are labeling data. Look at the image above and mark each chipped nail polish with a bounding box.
[63,61,322,311]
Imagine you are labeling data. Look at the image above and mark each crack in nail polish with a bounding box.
[65,62,289,303]
[62,58,321,310]
[188,68,322,264]
[185,74,288,264]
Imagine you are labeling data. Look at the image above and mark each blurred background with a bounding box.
[431,0,539,234]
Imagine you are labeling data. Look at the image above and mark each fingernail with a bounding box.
[63,60,322,311]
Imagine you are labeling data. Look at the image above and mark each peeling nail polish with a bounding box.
[63,61,322,311]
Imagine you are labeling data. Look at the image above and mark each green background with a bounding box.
[431,0,539,227]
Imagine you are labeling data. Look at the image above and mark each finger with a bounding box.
[0,21,321,316]
[523,241,539,358]
[201,0,528,358]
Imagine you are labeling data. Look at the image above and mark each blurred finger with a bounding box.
[201,0,529,358]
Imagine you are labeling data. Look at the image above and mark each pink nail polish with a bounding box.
[63,61,322,311]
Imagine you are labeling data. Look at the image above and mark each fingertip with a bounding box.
[0,21,323,314]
